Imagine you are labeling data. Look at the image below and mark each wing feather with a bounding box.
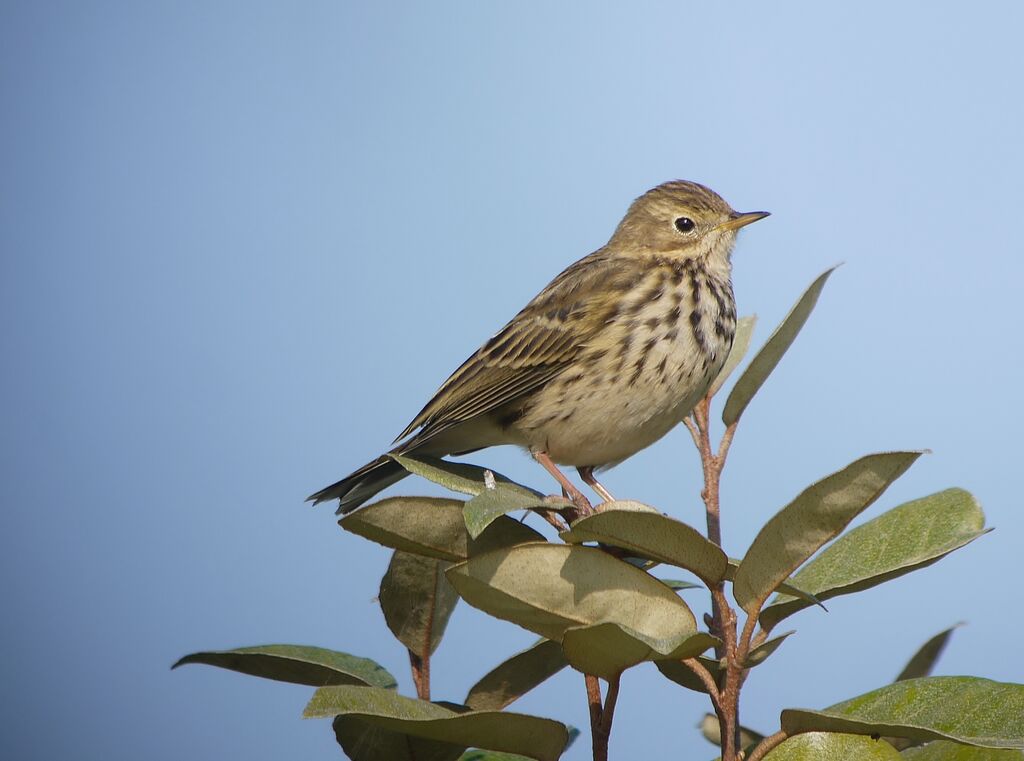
[394,249,642,443]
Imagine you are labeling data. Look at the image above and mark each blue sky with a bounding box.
[2,2,1022,759]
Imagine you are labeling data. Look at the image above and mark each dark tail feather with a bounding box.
[306,454,409,515]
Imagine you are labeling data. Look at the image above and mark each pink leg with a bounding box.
[532,450,593,516]
[578,466,614,503]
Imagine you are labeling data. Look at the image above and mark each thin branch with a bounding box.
[408,650,430,700]
[746,730,789,761]
[680,658,722,709]
[535,507,569,532]
[407,563,440,701]
[683,415,703,451]
[599,675,621,735]
[717,420,739,462]
[692,398,722,547]
[738,627,771,689]
[737,608,761,666]
[584,674,606,761]
[690,391,749,760]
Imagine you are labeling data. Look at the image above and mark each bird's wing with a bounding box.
[395,250,642,443]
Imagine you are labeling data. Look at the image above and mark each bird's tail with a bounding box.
[306,454,409,515]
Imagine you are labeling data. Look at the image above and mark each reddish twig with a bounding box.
[690,394,750,760]
[408,650,430,700]
[585,674,607,761]
[746,730,789,761]
[599,675,621,735]
[583,673,620,761]
[680,657,723,711]
[535,507,570,532]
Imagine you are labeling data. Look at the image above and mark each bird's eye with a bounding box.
[674,217,696,233]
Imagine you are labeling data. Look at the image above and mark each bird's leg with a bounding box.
[532,450,593,517]
[577,466,615,504]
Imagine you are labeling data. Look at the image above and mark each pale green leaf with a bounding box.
[561,623,717,680]
[391,455,542,499]
[380,551,459,657]
[734,451,922,613]
[561,504,728,585]
[656,656,720,694]
[459,729,579,761]
[172,644,397,688]
[901,741,1024,760]
[464,484,550,539]
[760,489,985,631]
[723,266,837,426]
[781,677,1024,749]
[458,751,533,761]
[661,579,703,592]
[306,686,570,761]
[725,559,825,610]
[657,631,792,693]
[446,543,697,647]
[341,496,544,562]
[746,630,795,667]
[334,715,464,761]
[465,640,568,711]
[897,624,963,683]
[762,733,903,760]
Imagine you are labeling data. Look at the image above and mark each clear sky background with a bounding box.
[2,2,1023,759]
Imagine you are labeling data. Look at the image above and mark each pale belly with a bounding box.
[511,284,734,466]
[519,357,724,465]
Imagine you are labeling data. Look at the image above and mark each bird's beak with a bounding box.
[716,210,770,232]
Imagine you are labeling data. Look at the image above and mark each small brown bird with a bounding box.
[309,181,768,514]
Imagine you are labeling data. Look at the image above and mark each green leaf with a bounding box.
[657,631,793,693]
[763,733,904,760]
[465,639,568,711]
[171,644,397,688]
[901,741,1024,759]
[305,686,570,761]
[380,551,459,657]
[708,314,757,399]
[746,630,795,667]
[334,715,465,761]
[464,484,550,540]
[656,656,720,694]
[446,543,699,652]
[561,623,717,680]
[341,496,545,562]
[459,729,579,761]
[897,624,963,682]
[733,451,922,613]
[723,266,837,426]
[661,579,703,592]
[391,455,542,499]
[458,751,534,761]
[760,489,985,630]
[781,677,1024,749]
[725,559,825,610]
[561,503,728,585]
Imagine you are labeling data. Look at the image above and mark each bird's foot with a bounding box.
[532,450,594,520]
[577,466,615,505]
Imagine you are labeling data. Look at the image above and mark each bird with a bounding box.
[308,180,768,515]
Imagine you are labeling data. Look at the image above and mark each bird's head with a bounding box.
[609,180,769,277]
